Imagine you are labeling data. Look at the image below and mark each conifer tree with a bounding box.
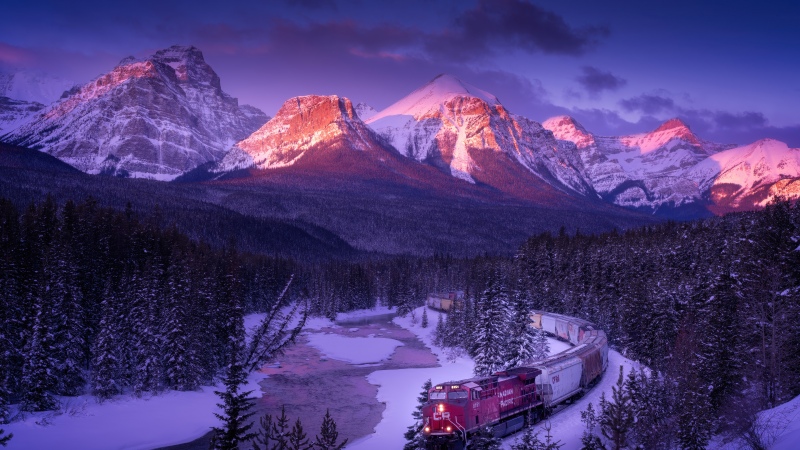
[0,385,12,447]
[20,296,59,411]
[580,403,605,450]
[210,350,257,449]
[314,409,347,450]
[468,425,502,450]
[598,366,634,450]
[473,267,510,376]
[421,307,429,328]
[504,292,543,369]
[403,379,431,450]
[433,312,445,347]
[92,291,121,401]
[288,417,312,450]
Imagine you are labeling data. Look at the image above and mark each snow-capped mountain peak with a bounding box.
[218,94,378,171]
[367,74,499,123]
[3,45,267,180]
[542,116,596,149]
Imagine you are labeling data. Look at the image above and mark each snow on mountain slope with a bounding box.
[0,96,44,134]
[366,74,594,195]
[0,70,76,105]
[354,102,378,121]
[2,45,268,180]
[544,116,736,211]
[688,139,800,208]
[218,95,379,171]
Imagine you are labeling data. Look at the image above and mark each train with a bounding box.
[426,291,465,312]
[422,311,608,450]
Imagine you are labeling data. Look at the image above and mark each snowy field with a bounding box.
[5,304,800,449]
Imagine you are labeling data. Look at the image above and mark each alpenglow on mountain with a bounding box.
[2,45,268,180]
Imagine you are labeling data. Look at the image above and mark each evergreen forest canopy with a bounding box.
[0,195,798,448]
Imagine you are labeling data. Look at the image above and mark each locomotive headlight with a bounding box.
[424,426,430,433]
[446,426,452,432]
[438,403,444,412]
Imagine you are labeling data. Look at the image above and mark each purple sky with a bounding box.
[2,0,799,146]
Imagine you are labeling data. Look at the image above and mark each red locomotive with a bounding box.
[422,311,608,449]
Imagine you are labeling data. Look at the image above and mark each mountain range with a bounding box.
[2,44,799,222]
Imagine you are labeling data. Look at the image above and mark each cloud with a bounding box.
[575,66,626,96]
[431,0,608,58]
[619,94,676,115]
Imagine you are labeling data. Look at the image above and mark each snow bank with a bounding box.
[4,371,266,450]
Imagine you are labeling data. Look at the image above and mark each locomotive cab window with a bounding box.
[429,391,446,400]
[471,390,479,400]
[447,390,467,400]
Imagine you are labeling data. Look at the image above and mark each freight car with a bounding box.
[426,291,465,312]
[422,311,607,449]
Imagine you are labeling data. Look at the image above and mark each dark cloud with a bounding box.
[619,94,675,115]
[575,66,626,96]
[712,111,767,130]
[426,0,608,60]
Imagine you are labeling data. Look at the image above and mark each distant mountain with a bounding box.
[687,139,800,213]
[543,115,800,216]
[0,96,44,134]
[0,70,76,105]
[365,74,595,198]
[2,45,268,180]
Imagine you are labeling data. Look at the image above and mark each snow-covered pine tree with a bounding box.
[287,417,312,450]
[433,312,445,347]
[163,253,201,391]
[510,412,545,450]
[598,366,634,450]
[468,425,502,450]
[473,266,511,376]
[20,293,59,411]
[314,409,348,450]
[579,402,604,450]
[421,307,429,328]
[504,292,540,369]
[0,383,12,447]
[92,288,121,400]
[210,350,257,449]
[403,378,431,450]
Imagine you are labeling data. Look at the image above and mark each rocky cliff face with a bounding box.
[365,74,595,196]
[218,95,380,171]
[3,45,267,180]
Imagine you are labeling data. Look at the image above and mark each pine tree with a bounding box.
[210,352,257,449]
[504,292,542,369]
[403,379,431,450]
[539,421,564,450]
[473,267,510,376]
[598,366,633,450]
[0,385,12,447]
[314,409,347,450]
[580,403,605,450]
[433,312,445,347]
[287,417,312,450]
[251,413,275,450]
[468,425,502,450]
[20,295,59,411]
[92,291,121,401]
[270,405,291,450]
[511,412,544,450]
[421,307,429,328]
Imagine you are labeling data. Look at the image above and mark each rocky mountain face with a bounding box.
[364,74,595,197]
[219,95,380,171]
[0,70,75,105]
[2,46,267,180]
[543,116,800,215]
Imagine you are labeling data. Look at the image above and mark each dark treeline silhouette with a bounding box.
[0,196,301,411]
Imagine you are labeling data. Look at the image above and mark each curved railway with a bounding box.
[421,310,608,450]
